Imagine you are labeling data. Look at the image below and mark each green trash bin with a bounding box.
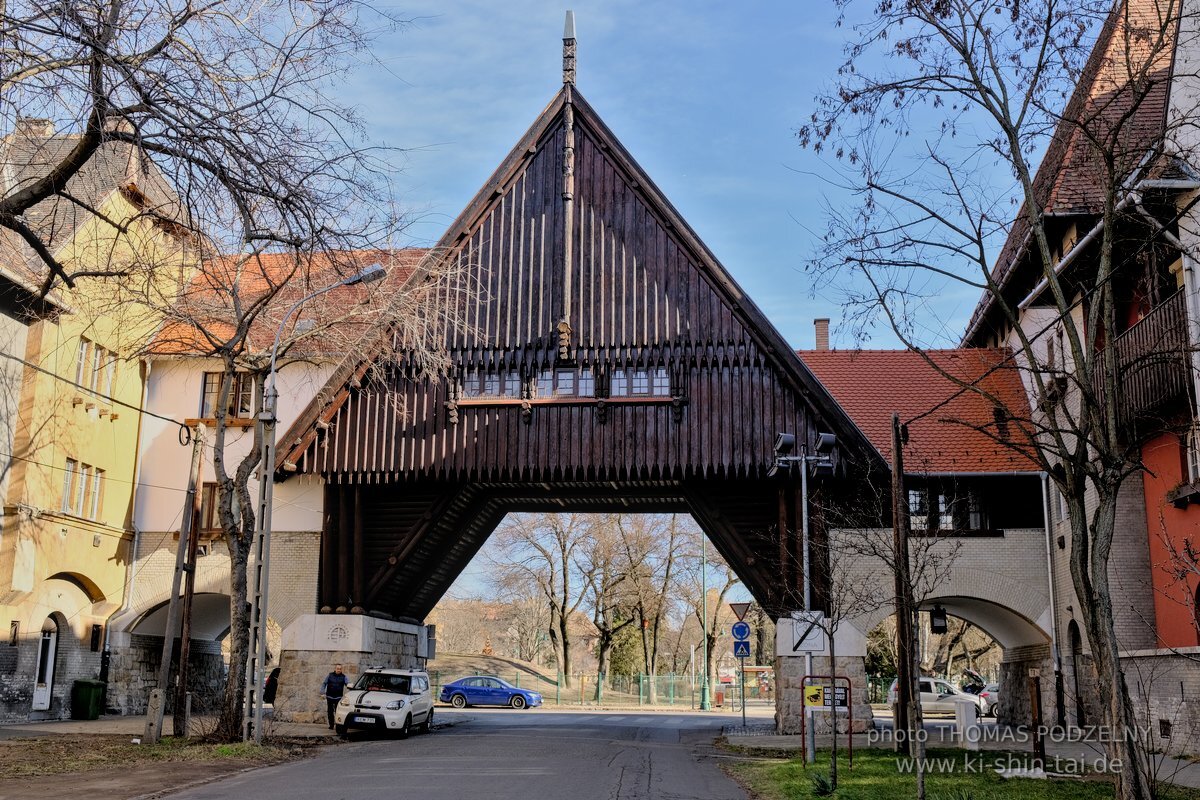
[71,679,105,720]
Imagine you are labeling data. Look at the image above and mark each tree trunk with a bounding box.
[216,538,249,739]
[595,631,612,700]
[1070,490,1150,800]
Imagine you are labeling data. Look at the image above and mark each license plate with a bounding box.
[353,716,375,724]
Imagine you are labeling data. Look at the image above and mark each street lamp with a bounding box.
[771,431,836,762]
[242,261,386,743]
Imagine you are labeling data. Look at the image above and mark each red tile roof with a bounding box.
[798,348,1038,474]
[150,248,428,357]
[964,0,1177,343]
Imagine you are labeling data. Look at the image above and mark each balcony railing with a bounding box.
[1103,289,1191,422]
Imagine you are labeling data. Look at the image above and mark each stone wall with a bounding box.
[105,634,224,716]
[1124,648,1200,757]
[0,614,104,723]
[995,644,1053,727]
[273,614,429,724]
[776,652,871,735]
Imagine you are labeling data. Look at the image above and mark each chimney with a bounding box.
[814,318,830,351]
[14,117,54,139]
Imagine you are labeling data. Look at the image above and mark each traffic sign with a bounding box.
[731,621,751,640]
[733,640,751,658]
[729,602,751,621]
[787,618,825,652]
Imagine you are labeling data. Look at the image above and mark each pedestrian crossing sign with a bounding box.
[733,640,751,658]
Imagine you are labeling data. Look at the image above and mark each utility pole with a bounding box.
[174,456,205,737]
[144,424,204,744]
[890,414,913,754]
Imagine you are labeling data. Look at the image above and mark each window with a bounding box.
[578,368,595,397]
[503,371,522,397]
[88,468,104,520]
[61,459,78,514]
[535,370,553,397]
[62,459,102,519]
[200,372,254,419]
[199,482,221,535]
[631,369,650,395]
[75,338,117,395]
[75,339,91,387]
[908,488,929,531]
[554,369,575,396]
[937,494,955,531]
[1057,489,1069,523]
[652,368,670,395]
[610,370,629,397]
[1187,424,1200,483]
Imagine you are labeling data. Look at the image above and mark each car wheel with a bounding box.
[974,704,981,719]
[510,695,527,710]
[419,707,433,733]
[450,693,467,709]
[397,714,411,739]
[334,723,346,737]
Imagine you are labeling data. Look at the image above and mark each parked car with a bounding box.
[334,668,434,737]
[978,683,1002,717]
[440,676,543,709]
[887,677,983,717]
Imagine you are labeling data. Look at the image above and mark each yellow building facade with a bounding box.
[0,135,187,719]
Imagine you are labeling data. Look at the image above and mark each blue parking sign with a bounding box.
[733,640,751,658]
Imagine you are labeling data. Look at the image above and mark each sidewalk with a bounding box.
[0,714,335,740]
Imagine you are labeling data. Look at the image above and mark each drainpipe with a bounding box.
[102,358,153,688]
[1040,471,1065,727]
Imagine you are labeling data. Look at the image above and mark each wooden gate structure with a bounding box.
[276,64,881,622]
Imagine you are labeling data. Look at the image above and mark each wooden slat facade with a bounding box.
[282,86,881,620]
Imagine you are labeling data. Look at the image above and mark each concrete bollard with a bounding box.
[953,696,980,751]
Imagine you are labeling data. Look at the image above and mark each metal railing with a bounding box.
[1095,289,1191,422]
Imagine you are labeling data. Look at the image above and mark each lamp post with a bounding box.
[700,534,711,711]
[242,261,386,743]
[771,431,836,762]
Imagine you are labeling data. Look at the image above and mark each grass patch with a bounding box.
[0,734,315,779]
[723,748,1194,800]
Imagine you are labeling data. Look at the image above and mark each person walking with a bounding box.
[320,663,349,730]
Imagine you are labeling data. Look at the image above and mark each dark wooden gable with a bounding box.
[279,87,873,482]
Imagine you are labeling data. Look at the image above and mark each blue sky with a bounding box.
[340,2,987,351]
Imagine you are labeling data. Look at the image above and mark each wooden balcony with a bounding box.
[1105,289,1192,422]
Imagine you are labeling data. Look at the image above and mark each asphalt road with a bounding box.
[162,708,752,800]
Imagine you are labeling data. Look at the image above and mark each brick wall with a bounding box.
[106,634,224,715]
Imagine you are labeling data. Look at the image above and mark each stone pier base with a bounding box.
[273,614,431,724]
[775,620,873,734]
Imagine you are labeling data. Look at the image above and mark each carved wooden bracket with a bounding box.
[521,400,533,424]
[445,399,459,425]
[595,399,608,423]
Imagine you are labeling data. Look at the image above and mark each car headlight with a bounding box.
[385,699,406,710]
[339,697,350,706]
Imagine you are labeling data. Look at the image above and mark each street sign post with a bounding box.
[731,622,751,726]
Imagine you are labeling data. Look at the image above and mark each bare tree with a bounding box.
[800,4,1194,796]
[490,513,595,688]
[677,527,740,698]
[142,246,461,739]
[578,516,635,697]
[0,0,404,295]
[615,514,682,703]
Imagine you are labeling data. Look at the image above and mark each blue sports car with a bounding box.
[439,676,543,709]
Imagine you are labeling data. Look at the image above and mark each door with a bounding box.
[32,618,58,711]
[416,676,432,719]
[933,680,958,713]
[464,678,485,704]
[482,678,503,705]
[918,680,938,713]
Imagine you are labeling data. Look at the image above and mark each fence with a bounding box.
[429,668,775,709]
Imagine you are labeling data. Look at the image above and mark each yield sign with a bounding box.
[728,602,751,621]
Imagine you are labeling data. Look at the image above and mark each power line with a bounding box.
[0,351,191,441]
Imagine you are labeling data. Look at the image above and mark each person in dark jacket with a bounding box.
[320,663,349,729]
[263,667,281,705]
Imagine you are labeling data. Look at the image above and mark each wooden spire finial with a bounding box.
[563,11,576,85]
